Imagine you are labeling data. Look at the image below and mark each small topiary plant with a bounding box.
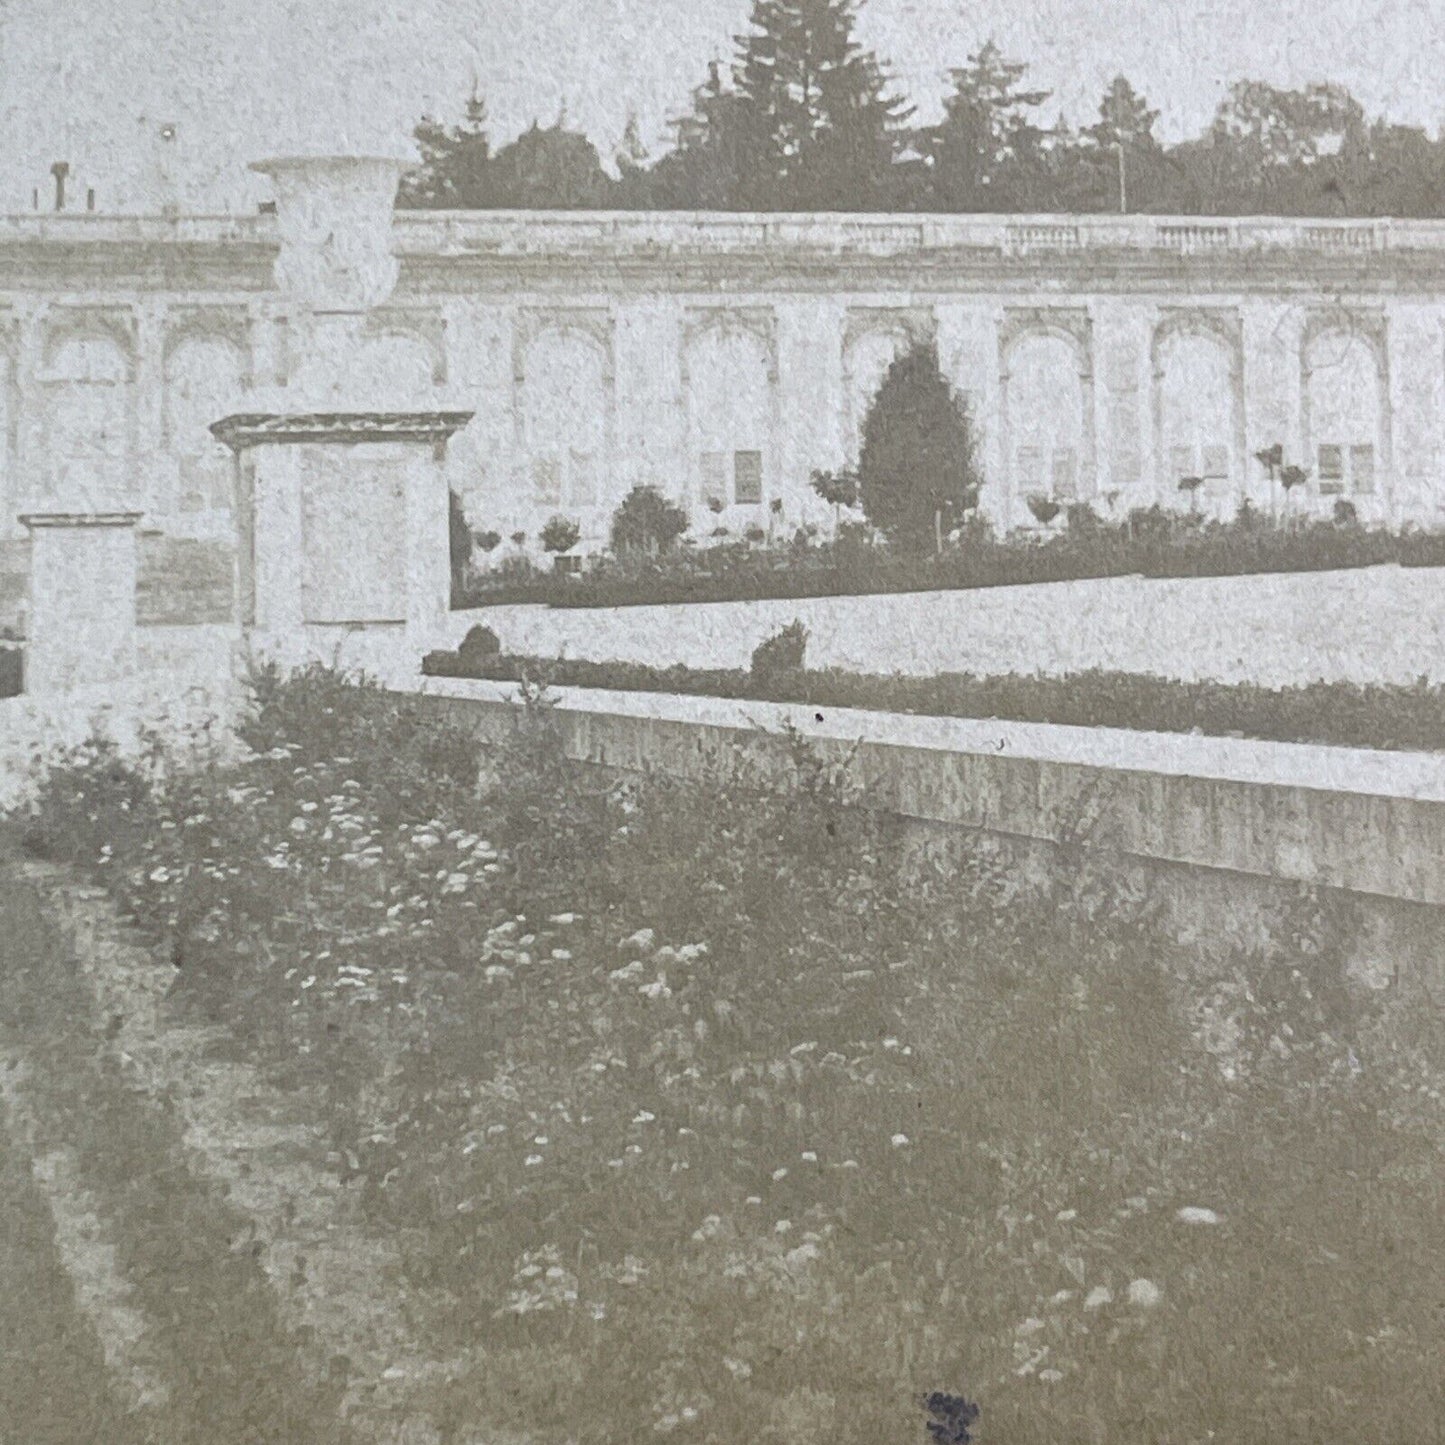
[458,624,502,666]
[610,484,689,556]
[475,529,502,554]
[1026,494,1062,526]
[750,619,808,685]
[540,515,582,554]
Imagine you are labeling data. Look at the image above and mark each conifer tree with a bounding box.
[400,88,494,208]
[729,0,912,210]
[926,42,1049,211]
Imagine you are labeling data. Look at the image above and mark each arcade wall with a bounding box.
[2,207,1445,628]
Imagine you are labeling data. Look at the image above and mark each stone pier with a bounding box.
[18,511,141,693]
[211,156,473,677]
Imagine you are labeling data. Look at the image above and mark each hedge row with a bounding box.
[422,648,1445,753]
[0,646,20,700]
[457,519,1445,611]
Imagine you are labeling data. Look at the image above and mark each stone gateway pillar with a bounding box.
[19,511,141,693]
[213,155,473,679]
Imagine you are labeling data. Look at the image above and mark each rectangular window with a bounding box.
[700,450,728,508]
[1201,445,1230,481]
[1168,445,1195,484]
[1317,443,1344,494]
[734,449,763,505]
[1051,448,1077,499]
[532,453,562,506]
[1350,443,1375,496]
[1015,446,1043,491]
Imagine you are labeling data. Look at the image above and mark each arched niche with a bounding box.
[1000,311,1094,506]
[164,332,250,515]
[682,309,777,513]
[1301,314,1389,505]
[1150,309,1245,511]
[515,318,614,516]
[842,307,935,457]
[40,313,137,509]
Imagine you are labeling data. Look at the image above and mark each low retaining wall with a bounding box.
[415,677,1445,990]
[451,564,1445,687]
[0,664,244,811]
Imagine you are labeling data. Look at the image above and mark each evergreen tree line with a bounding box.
[401,0,1445,216]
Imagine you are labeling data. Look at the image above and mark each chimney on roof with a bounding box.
[50,161,69,212]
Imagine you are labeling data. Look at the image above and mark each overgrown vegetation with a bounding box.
[4,666,1442,1442]
[456,503,1442,610]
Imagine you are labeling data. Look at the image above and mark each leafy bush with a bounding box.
[458,623,502,665]
[540,515,582,554]
[858,343,981,552]
[609,484,689,556]
[1027,494,1063,526]
[475,529,502,553]
[750,619,808,684]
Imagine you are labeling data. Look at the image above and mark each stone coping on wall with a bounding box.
[416,675,1445,802]
[17,511,144,529]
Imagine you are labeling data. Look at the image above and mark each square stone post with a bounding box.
[212,155,472,678]
[212,413,472,672]
[18,511,141,693]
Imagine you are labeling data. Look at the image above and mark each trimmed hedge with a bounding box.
[0,646,20,699]
[455,515,1445,611]
[423,647,1445,753]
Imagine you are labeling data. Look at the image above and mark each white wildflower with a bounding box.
[1176,1206,1220,1226]
[1127,1279,1163,1308]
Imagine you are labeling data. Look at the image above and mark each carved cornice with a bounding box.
[162,305,255,383]
[39,305,139,380]
[210,410,473,451]
[842,305,936,357]
[999,306,1093,378]
[365,306,449,385]
[512,307,614,387]
[1300,307,1388,374]
[681,305,779,384]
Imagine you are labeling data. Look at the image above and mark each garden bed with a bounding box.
[423,648,1445,754]
[3,664,1442,1443]
[458,514,1445,611]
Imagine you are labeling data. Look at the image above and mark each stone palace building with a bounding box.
[3,167,1445,620]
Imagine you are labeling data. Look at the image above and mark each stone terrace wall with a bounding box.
[415,677,1445,993]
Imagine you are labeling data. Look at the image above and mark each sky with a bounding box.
[2,0,1445,212]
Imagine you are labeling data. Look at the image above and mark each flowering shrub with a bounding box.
[10,665,1444,1444]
